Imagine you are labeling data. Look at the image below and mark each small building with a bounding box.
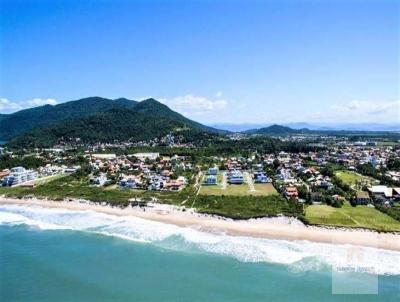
[368,185,392,199]
[132,152,160,161]
[252,164,263,171]
[228,170,244,184]
[91,154,116,160]
[356,191,371,205]
[285,186,298,200]
[0,170,10,179]
[119,177,138,189]
[208,167,218,175]
[165,178,185,191]
[160,170,172,177]
[90,173,110,187]
[393,188,400,201]
[64,166,80,173]
[204,175,217,185]
[253,172,270,183]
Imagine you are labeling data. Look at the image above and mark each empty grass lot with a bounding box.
[200,182,250,196]
[334,170,375,188]
[251,183,279,196]
[335,171,363,185]
[305,203,400,232]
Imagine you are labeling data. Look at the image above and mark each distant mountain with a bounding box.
[212,122,400,132]
[210,123,273,132]
[0,97,138,140]
[245,124,300,135]
[9,98,222,147]
[284,122,400,132]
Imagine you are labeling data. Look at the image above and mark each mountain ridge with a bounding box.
[0,97,139,140]
[7,97,223,147]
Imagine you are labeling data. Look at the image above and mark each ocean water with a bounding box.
[0,204,399,302]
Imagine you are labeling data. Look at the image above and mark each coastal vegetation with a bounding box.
[195,194,304,220]
[0,174,188,207]
[375,205,400,223]
[305,203,400,232]
[1,169,399,231]
[0,173,303,220]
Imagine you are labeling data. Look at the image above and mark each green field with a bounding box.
[335,170,373,187]
[200,182,250,196]
[305,203,400,232]
[34,174,67,185]
[251,183,278,196]
[196,194,303,219]
[378,141,399,147]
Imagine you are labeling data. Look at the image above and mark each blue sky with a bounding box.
[0,0,398,124]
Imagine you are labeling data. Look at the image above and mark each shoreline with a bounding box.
[1,196,400,252]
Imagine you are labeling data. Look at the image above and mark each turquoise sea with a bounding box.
[1,204,399,302]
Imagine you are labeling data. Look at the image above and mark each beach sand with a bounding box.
[1,196,399,252]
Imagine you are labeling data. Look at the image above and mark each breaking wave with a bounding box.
[1,204,399,275]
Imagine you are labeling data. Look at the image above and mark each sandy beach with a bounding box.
[1,196,399,252]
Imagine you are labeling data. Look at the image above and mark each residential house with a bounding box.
[253,172,270,183]
[285,186,298,200]
[204,175,217,185]
[228,170,244,184]
[208,167,218,175]
[356,191,371,205]
[368,185,393,200]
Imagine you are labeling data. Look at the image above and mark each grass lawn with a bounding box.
[200,182,249,196]
[335,170,372,187]
[251,183,278,196]
[196,194,303,219]
[34,174,67,185]
[305,203,400,232]
[378,141,399,147]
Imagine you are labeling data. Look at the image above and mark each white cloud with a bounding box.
[0,97,58,114]
[0,98,23,113]
[329,100,400,120]
[145,93,229,123]
[330,100,399,114]
[293,100,400,123]
[168,94,228,111]
[26,98,57,107]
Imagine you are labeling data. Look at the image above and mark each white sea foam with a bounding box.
[1,204,399,275]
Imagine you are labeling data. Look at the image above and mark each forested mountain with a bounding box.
[244,124,400,140]
[9,98,222,147]
[0,97,138,140]
[245,124,301,135]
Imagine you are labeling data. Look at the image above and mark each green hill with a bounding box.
[245,124,300,135]
[0,97,138,140]
[8,98,221,147]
